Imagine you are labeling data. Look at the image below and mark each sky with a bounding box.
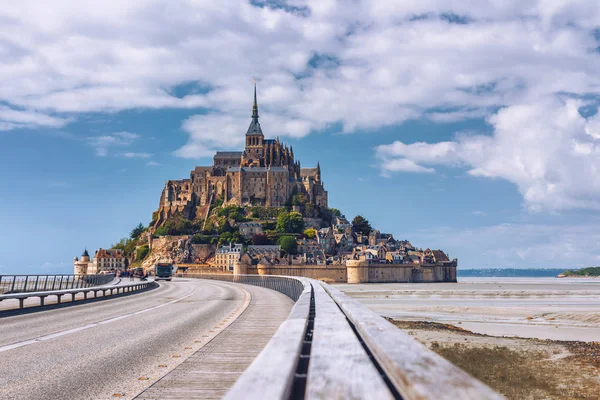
[1,0,600,274]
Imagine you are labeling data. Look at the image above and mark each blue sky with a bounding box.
[2,1,600,274]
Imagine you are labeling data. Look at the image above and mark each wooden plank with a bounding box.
[322,283,505,400]
[223,278,311,400]
[306,281,394,400]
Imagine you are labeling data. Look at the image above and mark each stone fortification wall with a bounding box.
[177,264,226,274]
[248,265,347,283]
[171,259,457,284]
[367,264,413,283]
[238,261,457,284]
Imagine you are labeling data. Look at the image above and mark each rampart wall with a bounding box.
[184,261,457,284]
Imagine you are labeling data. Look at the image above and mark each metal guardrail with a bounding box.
[185,273,503,400]
[0,280,157,310]
[0,274,115,294]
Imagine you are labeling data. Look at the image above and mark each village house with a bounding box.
[96,248,127,272]
[239,222,263,238]
[247,245,280,259]
[386,251,404,264]
[215,243,243,272]
[333,233,349,250]
[317,227,336,254]
[297,238,320,254]
[305,250,327,265]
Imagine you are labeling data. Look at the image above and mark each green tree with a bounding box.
[219,219,234,234]
[130,223,145,239]
[304,228,317,239]
[276,211,304,233]
[279,236,298,255]
[154,225,169,236]
[175,218,194,234]
[111,238,126,251]
[218,232,233,245]
[329,208,342,217]
[352,215,372,235]
[190,234,212,244]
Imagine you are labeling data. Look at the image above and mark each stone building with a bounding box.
[154,83,328,227]
[96,248,127,272]
[73,248,127,274]
[239,222,263,238]
[215,243,244,272]
[73,249,95,275]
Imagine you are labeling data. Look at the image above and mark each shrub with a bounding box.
[136,245,149,261]
[190,234,212,244]
[304,228,317,239]
[276,211,304,234]
[279,235,298,255]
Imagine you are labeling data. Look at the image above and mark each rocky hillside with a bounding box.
[141,236,216,269]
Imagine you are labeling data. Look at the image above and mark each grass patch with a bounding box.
[434,344,560,399]
[389,320,600,399]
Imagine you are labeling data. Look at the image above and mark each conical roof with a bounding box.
[246,80,263,135]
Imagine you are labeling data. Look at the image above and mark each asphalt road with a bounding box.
[0,278,253,400]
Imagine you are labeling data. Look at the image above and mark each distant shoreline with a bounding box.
[458,268,564,278]
[557,267,600,278]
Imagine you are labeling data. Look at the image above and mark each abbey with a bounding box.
[154,84,327,226]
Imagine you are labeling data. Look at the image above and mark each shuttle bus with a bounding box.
[155,262,174,281]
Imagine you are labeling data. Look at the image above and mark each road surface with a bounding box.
[0,278,292,400]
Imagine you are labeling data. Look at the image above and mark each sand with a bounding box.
[390,320,600,400]
[336,277,600,342]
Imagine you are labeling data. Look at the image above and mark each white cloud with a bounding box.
[0,1,598,134]
[86,131,140,156]
[121,152,152,158]
[175,114,247,158]
[2,1,600,212]
[0,106,69,130]
[376,98,600,212]
[146,161,161,166]
[470,211,488,216]
[379,158,435,174]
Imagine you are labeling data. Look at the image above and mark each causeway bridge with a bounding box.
[0,273,503,400]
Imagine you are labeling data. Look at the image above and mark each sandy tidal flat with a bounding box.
[336,277,600,342]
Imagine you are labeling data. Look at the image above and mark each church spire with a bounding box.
[246,79,263,136]
[252,79,259,120]
[316,161,321,182]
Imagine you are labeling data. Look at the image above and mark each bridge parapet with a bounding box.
[0,280,156,310]
[183,273,504,399]
[0,273,114,294]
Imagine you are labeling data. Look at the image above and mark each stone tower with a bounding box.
[243,80,264,167]
[74,249,90,275]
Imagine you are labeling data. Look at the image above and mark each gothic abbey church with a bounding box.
[154,84,328,226]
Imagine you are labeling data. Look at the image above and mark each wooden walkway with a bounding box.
[136,282,293,400]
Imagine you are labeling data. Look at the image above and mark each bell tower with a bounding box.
[243,80,265,167]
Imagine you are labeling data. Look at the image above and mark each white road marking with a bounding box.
[0,287,198,354]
